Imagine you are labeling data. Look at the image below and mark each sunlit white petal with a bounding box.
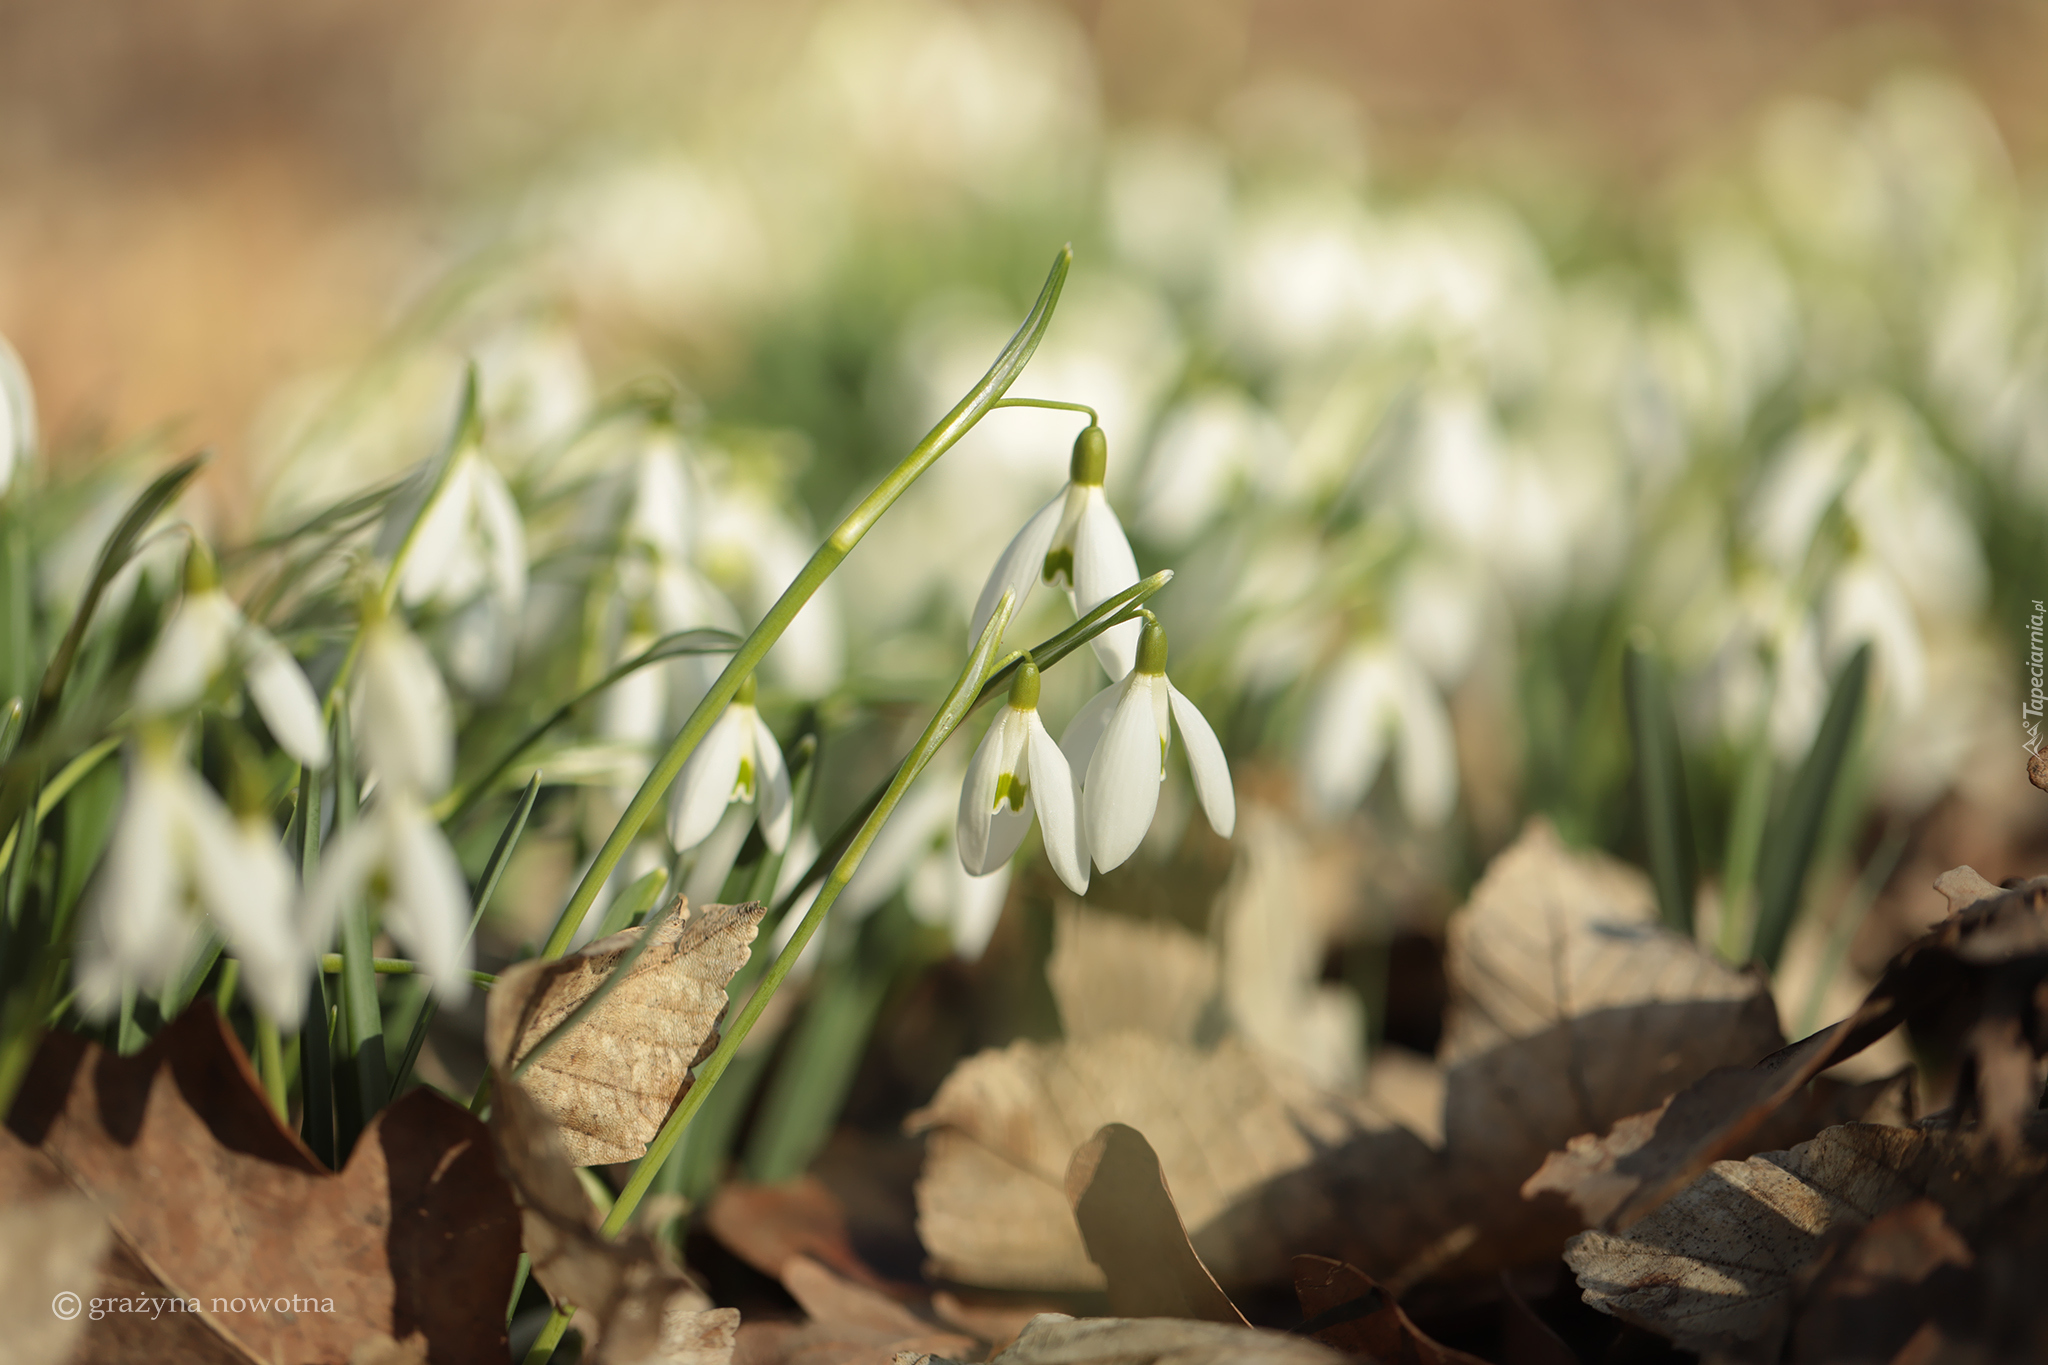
[1023,715,1088,893]
[470,456,529,612]
[667,706,746,851]
[187,797,304,1022]
[969,490,1062,650]
[380,795,474,1004]
[1058,680,1123,781]
[1084,674,1168,872]
[357,617,455,796]
[1069,491,1141,677]
[133,592,241,713]
[242,629,330,768]
[1167,684,1234,838]
[750,712,792,853]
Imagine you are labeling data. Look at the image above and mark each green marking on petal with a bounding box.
[735,755,756,801]
[995,771,1030,811]
[1159,735,1168,777]
[1041,547,1073,587]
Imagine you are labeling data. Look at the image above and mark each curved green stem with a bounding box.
[536,246,1071,962]
[992,397,1099,426]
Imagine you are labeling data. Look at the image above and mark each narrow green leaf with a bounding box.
[1751,642,1872,970]
[1623,637,1697,934]
[291,762,336,1166]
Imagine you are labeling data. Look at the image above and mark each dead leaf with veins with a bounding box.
[978,1313,1347,1364]
[1289,1256,1487,1364]
[487,1059,737,1365]
[487,896,765,1165]
[1563,1121,2048,1359]
[729,1255,976,1365]
[1,1005,520,1365]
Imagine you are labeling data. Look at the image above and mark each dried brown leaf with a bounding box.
[729,1256,975,1365]
[1934,865,2004,914]
[2,1005,519,1365]
[1047,905,1217,1046]
[1289,1256,1486,1364]
[981,1313,1347,1364]
[488,1060,736,1365]
[1522,1068,1916,1228]
[487,897,765,1165]
[1066,1124,1245,1325]
[0,1184,111,1365]
[1563,1122,2047,1358]
[907,1033,1439,1290]
[706,1176,894,1289]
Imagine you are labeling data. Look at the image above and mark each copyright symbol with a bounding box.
[52,1291,81,1320]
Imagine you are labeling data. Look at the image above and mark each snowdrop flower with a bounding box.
[301,790,473,1005]
[667,674,791,854]
[840,758,1012,960]
[397,449,528,692]
[134,542,329,768]
[0,330,34,498]
[970,425,1141,678]
[76,736,304,1022]
[1298,642,1459,827]
[956,657,1088,894]
[304,609,473,1002]
[1060,614,1235,873]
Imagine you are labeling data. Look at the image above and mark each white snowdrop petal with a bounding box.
[955,712,1013,876]
[134,593,241,714]
[1168,684,1236,839]
[1300,651,1395,819]
[1024,715,1089,894]
[948,863,1012,962]
[187,797,305,1022]
[666,706,747,851]
[1084,677,1168,872]
[969,490,1063,650]
[1058,681,1124,783]
[382,799,474,1005]
[750,712,793,854]
[1392,663,1459,828]
[358,619,455,796]
[1070,491,1142,679]
[399,457,476,608]
[840,763,955,920]
[0,331,36,495]
[296,811,389,963]
[470,456,530,612]
[242,628,330,768]
[76,756,182,1013]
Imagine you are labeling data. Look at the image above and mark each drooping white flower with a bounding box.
[1298,642,1458,827]
[1061,614,1235,873]
[75,738,305,1022]
[838,758,1012,960]
[970,424,1141,678]
[301,790,474,1005]
[0,330,35,499]
[666,674,791,854]
[956,657,1087,894]
[133,543,329,768]
[354,610,455,798]
[398,449,528,692]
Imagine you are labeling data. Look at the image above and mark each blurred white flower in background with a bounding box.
[473,320,594,462]
[1137,389,1291,544]
[0,332,36,497]
[396,448,529,693]
[75,739,305,1023]
[666,676,792,855]
[840,757,1011,960]
[1299,641,1457,828]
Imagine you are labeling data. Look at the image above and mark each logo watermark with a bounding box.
[51,1292,336,1322]
[2025,599,2046,753]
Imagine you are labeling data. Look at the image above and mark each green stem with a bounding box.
[256,1013,288,1121]
[991,397,1099,425]
[536,247,1070,963]
[1718,714,1775,964]
[318,954,498,986]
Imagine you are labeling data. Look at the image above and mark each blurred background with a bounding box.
[9,0,2048,1219]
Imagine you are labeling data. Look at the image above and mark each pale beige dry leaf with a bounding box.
[907,1032,1441,1290]
[488,1063,736,1365]
[1934,865,2004,914]
[1562,1123,2039,1358]
[487,897,765,1165]
[1047,904,1217,1046]
[348,1331,431,1365]
[981,1313,1346,1364]
[0,1189,110,1365]
[742,1256,978,1365]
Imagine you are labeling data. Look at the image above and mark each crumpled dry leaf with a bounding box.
[907,1032,1439,1290]
[1563,1122,2048,1359]
[488,1062,736,1365]
[706,1176,895,1291]
[2,1005,519,1365]
[1047,905,1217,1046]
[1066,1124,1245,1325]
[0,1183,111,1365]
[1290,1256,1486,1364]
[978,1313,1346,1364]
[488,897,764,1165]
[914,820,1804,1292]
[730,1255,977,1365]
[1522,1068,1915,1228]
[1528,868,2048,1234]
